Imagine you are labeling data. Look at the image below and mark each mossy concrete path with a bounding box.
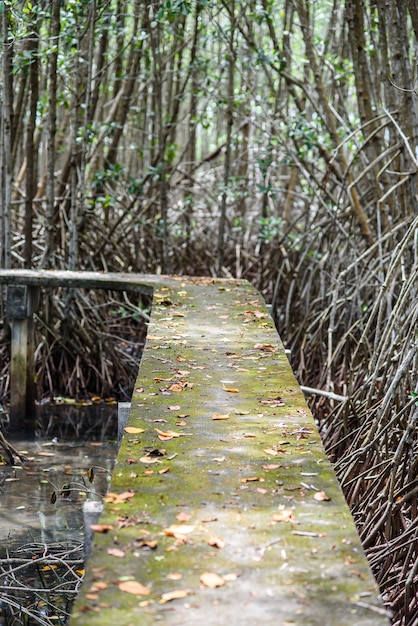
[71,276,390,626]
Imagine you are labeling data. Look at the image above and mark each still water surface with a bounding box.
[0,404,118,624]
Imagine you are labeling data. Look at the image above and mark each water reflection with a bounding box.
[0,404,118,625]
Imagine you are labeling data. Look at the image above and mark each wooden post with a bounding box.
[6,285,40,433]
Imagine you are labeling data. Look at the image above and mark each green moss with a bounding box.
[71,277,388,626]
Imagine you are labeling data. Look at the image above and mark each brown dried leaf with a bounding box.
[314,491,331,501]
[90,524,113,533]
[164,524,195,539]
[139,456,161,464]
[159,589,191,604]
[118,580,150,596]
[104,491,135,503]
[200,572,225,588]
[272,510,295,523]
[107,548,125,558]
[263,448,279,456]
[212,413,230,420]
[254,343,276,352]
[207,536,226,549]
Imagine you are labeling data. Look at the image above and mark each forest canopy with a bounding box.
[0,1,417,624]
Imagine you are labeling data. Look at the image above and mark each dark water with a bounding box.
[0,404,118,625]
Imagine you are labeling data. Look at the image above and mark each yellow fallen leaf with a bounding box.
[200,572,225,588]
[223,386,239,393]
[212,413,230,420]
[124,427,145,434]
[155,428,181,439]
[118,580,150,596]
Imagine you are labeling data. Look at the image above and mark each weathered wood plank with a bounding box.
[70,277,390,626]
[0,270,168,430]
[0,269,168,295]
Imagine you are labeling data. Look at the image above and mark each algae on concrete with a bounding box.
[70,276,390,626]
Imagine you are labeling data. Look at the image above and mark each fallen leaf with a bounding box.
[139,456,161,464]
[254,343,276,352]
[90,524,113,533]
[212,413,230,420]
[241,477,260,483]
[262,464,281,470]
[263,448,279,456]
[176,511,191,522]
[208,536,226,549]
[272,510,295,523]
[107,548,125,558]
[158,467,170,474]
[223,573,238,582]
[212,456,227,462]
[136,540,158,549]
[314,491,331,501]
[168,405,181,411]
[200,572,225,588]
[124,427,145,434]
[155,428,181,440]
[159,589,191,604]
[118,580,150,596]
[164,524,195,539]
[223,386,239,393]
[260,398,286,407]
[104,491,135,503]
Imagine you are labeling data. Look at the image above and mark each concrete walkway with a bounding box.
[70,276,390,626]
